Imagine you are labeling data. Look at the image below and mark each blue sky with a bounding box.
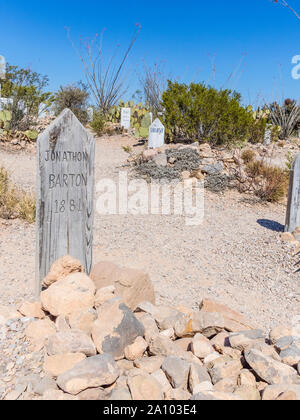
[1,0,300,106]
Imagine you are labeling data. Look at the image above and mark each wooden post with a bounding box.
[285,153,300,233]
[35,109,95,296]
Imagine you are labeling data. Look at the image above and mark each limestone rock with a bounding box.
[42,255,84,288]
[161,356,190,389]
[269,326,294,344]
[151,369,172,394]
[138,313,159,343]
[19,301,45,319]
[41,273,95,317]
[25,318,56,345]
[77,387,109,400]
[124,337,148,361]
[94,286,116,308]
[127,374,163,400]
[213,377,237,393]
[191,333,214,359]
[189,363,211,394]
[33,377,58,396]
[191,391,242,401]
[148,335,183,357]
[47,330,96,356]
[228,330,265,351]
[245,349,298,385]
[200,299,253,332]
[0,304,20,325]
[165,388,191,400]
[262,384,300,400]
[208,358,242,385]
[234,385,261,401]
[43,353,86,377]
[134,356,164,374]
[57,354,119,395]
[55,315,70,332]
[92,298,145,360]
[41,389,79,400]
[68,308,97,335]
[90,262,155,310]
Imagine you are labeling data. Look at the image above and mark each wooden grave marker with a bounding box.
[36,108,95,294]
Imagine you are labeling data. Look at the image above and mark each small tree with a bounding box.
[67,24,141,115]
[54,83,89,124]
[0,63,53,130]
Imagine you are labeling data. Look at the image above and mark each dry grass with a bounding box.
[246,161,289,203]
[241,149,256,164]
[0,166,36,223]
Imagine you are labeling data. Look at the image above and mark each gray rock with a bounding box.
[280,344,300,367]
[161,355,190,389]
[153,154,168,167]
[189,363,211,393]
[57,354,120,395]
[245,349,298,385]
[33,376,58,396]
[92,298,145,360]
[274,336,295,352]
[201,162,224,176]
[47,329,96,357]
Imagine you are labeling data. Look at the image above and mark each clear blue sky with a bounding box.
[1,0,300,106]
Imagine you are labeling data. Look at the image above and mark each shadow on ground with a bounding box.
[257,219,284,232]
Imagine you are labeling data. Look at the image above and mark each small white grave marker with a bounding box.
[121,107,131,130]
[285,153,300,233]
[148,118,165,149]
[264,129,271,146]
[87,107,94,122]
[36,109,95,295]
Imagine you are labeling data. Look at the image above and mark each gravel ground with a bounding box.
[0,135,299,334]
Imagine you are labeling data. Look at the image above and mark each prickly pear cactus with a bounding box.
[107,101,153,139]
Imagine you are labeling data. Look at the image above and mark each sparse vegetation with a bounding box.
[0,166,35,223]
[54,83,89,125]
[245,160,289,202]
[241,149,256,164]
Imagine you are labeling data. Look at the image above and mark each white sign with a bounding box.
[121,107,131,130]
[0,56,6,79]
[148,118,165,149]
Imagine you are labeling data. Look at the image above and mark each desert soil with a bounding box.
[0,135,299,333]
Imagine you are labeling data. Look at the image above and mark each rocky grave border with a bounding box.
[0,255,299,401]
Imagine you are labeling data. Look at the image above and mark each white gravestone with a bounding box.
[87,107,94,122]
[121,107,131,130]
[148,118,165,149]
[264,129,271,146]
[285,154,300,233]
[36,109,95,294]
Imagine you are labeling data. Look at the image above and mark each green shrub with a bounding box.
[54,83,89,124]
[0,63,53,131]
[90,111,106,136]
[162,81,259,147]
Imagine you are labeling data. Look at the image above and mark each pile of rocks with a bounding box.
[132,140,298,195]
[1,255,300,400]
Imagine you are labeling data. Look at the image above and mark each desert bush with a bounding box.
[162,81,256,147]
[241,149,256,164]
[54,83,89,124]
[245,161,288,202]
[90,111,106,136]
[0,166,36,222]
[0,63,53,131]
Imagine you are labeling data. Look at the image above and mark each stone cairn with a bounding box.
[1,255,300,400]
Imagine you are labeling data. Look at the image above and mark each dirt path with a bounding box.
[0,136,299,332]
